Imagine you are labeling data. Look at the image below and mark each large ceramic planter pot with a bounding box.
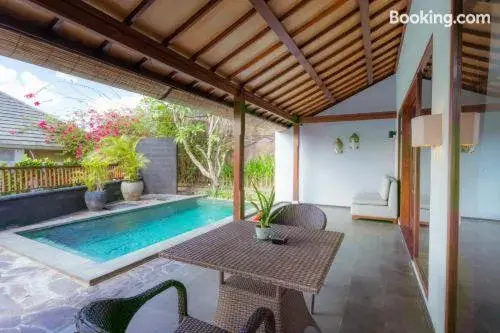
[121,180,144,201]
[84,191,107,211]
[255,226,271,240]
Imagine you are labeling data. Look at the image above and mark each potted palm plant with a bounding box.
[78,153,109,211]
[250,184,278,240]
[100,135,149,201]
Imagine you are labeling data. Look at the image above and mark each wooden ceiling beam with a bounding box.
[24,0,294,123]
[191,8,257,60]
[249,0,334,102]
[273,81,319,106]
[0,13,235,111]
[295,99,332,116]
[241,7,359,85]
[325,65,367,90]
[211,0,313,71]
[463,27,500,40]
[162,0,222,45]
[288,95,328,114]
[249,12,401,95]
[319,50,365,78]
[302,111,396,123]
[283,89,325,111]
[124,0,156,26]
[358,0,374,85]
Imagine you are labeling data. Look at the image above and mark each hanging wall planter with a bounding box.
[349,133,360,150]
[334,138,344,154]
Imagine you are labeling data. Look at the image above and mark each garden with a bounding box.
[0,97,275,205]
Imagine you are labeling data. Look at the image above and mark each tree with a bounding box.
[141,98,232,192]
[173,107,232,192]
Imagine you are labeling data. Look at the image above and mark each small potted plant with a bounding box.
[349,133,360,150]
[250,184,278,240]
[78,153,109,211]
[334,138,344,154]
[100,135,149,201]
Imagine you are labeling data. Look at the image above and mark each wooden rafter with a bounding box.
[305,71,394,117]
[241,8,358,85]
[24,0,294,123]
[253,15,403,97]
[124,0,156,26]
[358,0,374,84]
[249,0,334,102]
[190,8,257,60]
[302,111,397,123]
[244,0,403,87]
[210,0,313,71]
[0,14,231,111]
[162,0,222,45]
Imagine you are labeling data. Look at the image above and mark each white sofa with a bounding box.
[351,176,398,223]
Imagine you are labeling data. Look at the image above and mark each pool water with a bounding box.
[19,198,235,262]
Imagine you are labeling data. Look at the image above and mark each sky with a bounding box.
[0,55,143,119]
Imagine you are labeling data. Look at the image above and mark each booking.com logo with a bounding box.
[390,10,490,27]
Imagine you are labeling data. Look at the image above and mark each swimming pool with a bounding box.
[19,198,235,262]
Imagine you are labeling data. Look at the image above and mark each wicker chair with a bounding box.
[272,204,327,231]
[272,203,327,315]
[75,279,275,333]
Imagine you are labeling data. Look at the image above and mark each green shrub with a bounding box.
[100,135,149,181]
[244,154,274,187]
[14,155,57,167]
[77,153,109,191]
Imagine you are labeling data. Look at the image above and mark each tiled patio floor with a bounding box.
[0,206,433,333]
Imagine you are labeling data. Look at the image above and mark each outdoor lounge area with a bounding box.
[0,0,499,333]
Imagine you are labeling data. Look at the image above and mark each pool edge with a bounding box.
[0,198,260,286]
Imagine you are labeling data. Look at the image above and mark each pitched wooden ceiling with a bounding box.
[421,1,498,98]
[0,0,408,126]
[460,1,499,97]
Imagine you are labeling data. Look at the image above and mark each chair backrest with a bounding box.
[272,203,327,230]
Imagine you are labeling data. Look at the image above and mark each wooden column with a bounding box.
[293,124,300,202]
[233,95,245,220]
[445,0,462,330]
[412,73,422,259]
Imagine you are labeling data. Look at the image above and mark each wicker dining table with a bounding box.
[160,220,344,333]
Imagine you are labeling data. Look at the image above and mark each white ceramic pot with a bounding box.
[255,226,271,240]
[121,180,144,201]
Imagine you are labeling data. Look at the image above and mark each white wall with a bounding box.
[299,120,396,206]
[274,76,397,207]
[396,0,453,330]
[298,76,397,206]
[321,76,396,115]
[420,82,500,220]
[460,111,500,220]
[274,128,293,203]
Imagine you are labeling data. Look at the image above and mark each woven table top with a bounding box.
[160,221,344,293]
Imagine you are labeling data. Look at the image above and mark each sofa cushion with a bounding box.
[352,192,388,206]
[378,176,391,201]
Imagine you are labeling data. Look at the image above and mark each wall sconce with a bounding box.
[411,112,481,147]
[388,130,397,138]
[411,114,442,147]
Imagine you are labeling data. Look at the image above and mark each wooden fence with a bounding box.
[0,165,123,196]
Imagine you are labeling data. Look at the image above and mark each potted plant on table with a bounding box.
[78,153,109,211]
[100,135,149,201]
[250,184,279,240]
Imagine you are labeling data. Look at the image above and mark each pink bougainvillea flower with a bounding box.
[34,101,41,107]
[38,120,47,129]
[24,93,35,99]
[8,130,17,135]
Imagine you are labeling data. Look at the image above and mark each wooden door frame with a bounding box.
[398,38,432,260]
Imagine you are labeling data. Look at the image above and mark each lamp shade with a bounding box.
[411,114,442,147]
[411,112,481,147]
[460,112,480,145]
